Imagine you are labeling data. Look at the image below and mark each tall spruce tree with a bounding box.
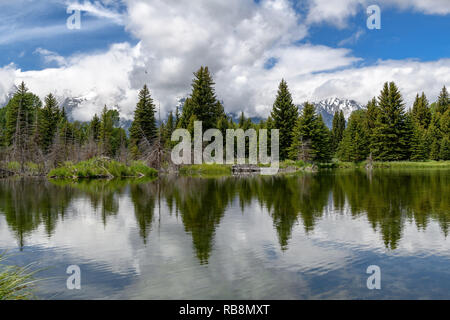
[366,97,378,133]
[164,111,175,147]
[270,79,298,160]
[410,93,432,160]
[410,121,429,161]
[38,93,59,153]
[331,110,346,154]
[315,115,332,162]
[179,66,224,131]
[370,82,411,161]
[289,102,330,162]
[411,93,431,128]
[90,114,101,142]
[0,107,7,146]
[436,86,449,114]
[5,82,40,146]
[338,110,370,162]
[100,106,120,157]
[130,85,157,156]
[428,112,442,160]
[440,110,450,160]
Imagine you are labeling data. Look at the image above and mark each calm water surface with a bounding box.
[0,169,449,299]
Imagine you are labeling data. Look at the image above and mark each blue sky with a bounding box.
[0,0,449,120]
[0,0,134,70]
[307,10,450,63]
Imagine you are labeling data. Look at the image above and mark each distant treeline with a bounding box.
[0,65,449,173]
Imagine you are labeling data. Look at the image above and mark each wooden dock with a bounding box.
[231,164,261,174]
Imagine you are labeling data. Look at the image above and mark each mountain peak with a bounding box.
[299,98,363,128]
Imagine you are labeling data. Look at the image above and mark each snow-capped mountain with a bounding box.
[2,90,363,131]
[60,96,87,121]
[299,98,364,128]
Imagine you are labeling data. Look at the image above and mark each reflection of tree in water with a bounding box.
[335,170,450,249]
[0,179,133,248]
[0,179,72,248]
[1,170,449,256]
[250,174,332,250]
[130,182,157,244]
[66,179,129,224]
[161,177,234,264]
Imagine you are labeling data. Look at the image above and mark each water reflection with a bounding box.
[1,170,449,262]
[1,170,450,299]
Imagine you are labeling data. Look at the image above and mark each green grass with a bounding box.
[335,160,450,169]
[258,160,310,169]
[0,253,39,300]
[179,161,313,176]
[6,161,20,171]
[179,164,232,176]
[48,158,158,179]
[3,161,43,176]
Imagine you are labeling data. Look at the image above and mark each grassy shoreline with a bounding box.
[178,164,232,176]
[335,160,450,169]
[48,158,158,179]
[2,160,450,180]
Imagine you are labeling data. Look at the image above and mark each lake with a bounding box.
[0,169,449,299]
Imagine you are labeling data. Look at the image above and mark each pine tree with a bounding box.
[179,66,224,131]
[331,110,345,154]
[440,109,450,138]
[60,106,67,122]
[338,110,370,162]
[0,107,7,146]
[436,86,449,114]
[164,111,175,147]
[90,114,101,142]
[129,85,157,156]
[428,112,442,160]
[57,113,75,161]
[315,115,332,162]
[289,103,330,162]
[270,79,298,160]
[410,123,428,161]
[412,92,431,129]
[5,82,37,146]
[440,137,450,160]
[99,106,120,157]
[370,82,411,161]
[179,98,194,129]
[4,82,42,170]
[439,110,450,160]
[366,97,378,133]
[175,106,180,128]
[38,93,59,153]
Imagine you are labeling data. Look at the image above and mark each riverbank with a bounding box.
[2,159,450,181]
[178,160,450,176]
[48,158,158,179]
[179,160,315,176]
[335,160,450,169]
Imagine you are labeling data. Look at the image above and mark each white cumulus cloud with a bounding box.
[0,0,449,121]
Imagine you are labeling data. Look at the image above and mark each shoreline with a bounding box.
[1,160,450,181]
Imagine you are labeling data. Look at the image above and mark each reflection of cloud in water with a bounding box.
[0,171,449,299]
